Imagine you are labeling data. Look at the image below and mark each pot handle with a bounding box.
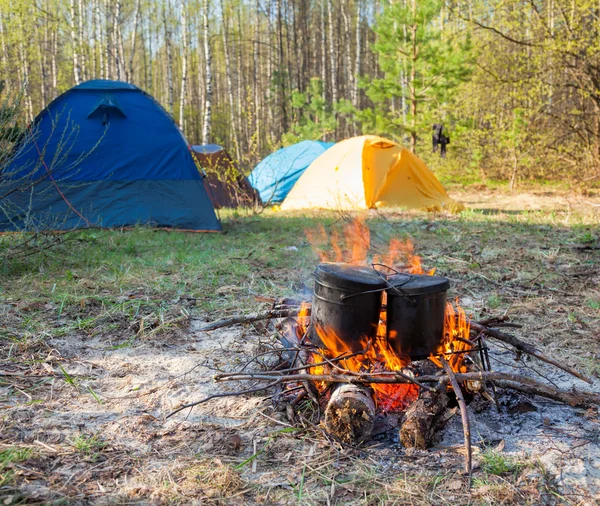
[339,265,415,301]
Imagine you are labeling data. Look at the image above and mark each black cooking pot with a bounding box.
[386,274,450,359]
[310,263,387,352]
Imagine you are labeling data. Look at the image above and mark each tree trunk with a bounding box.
[97,0,104,79]
[0,8,7,83]
[179,0,188,129]
[202,0,213,144]
[276,0,288,133]
[34,10,47,109]
[70,0,81,85]
[105,0,112,79]
[320,0,326,99]
[117,24,126,80]
[220,0,241,159]
[253,0,261,152]
[353,0,361,108]
[51,26,58,94]
[114,0,123,80]
[410,0,417,152]
[128,0,141,81]
[78,0,86,81]
[163,1,174,115]
[91,0,97,76]
[341,0,352,104]
[327,0,337,105]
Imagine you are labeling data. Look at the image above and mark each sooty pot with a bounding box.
[310,263,386,352]
[385,274,450,359]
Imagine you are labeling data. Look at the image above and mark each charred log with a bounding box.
[399,387,449,449]
[324,384,376,442]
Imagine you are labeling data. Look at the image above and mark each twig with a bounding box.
[441,357,472,483]
[212,371,600,407]
[166,380,280,418]
[193,309,302,332]
[470,321,593,384]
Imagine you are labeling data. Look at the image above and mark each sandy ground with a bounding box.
[3,312,598,504]
[2,190,599,504]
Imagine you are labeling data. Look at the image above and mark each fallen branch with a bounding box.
[213,370,600,406]
[166,380,280,419]
[441,357,472,481]
[470,322,593,384]
[193,309,302,332]
[166,369,600,419]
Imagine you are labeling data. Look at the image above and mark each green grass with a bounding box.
[0,207,598,349]
[480,450,527,476]
[0,447,34,486]
[71,433,107,459]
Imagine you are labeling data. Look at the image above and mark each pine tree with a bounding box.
[357,0,472,152]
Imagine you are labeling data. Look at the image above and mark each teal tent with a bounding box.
[249,140,334,205]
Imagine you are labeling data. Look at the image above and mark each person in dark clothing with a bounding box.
[432,124,450,158]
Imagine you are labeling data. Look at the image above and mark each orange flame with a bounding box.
[305,217,371,265]
[307,324,419,412]
[430,301,471,373]
[300,218,470,413]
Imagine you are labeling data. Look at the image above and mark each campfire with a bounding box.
[275,219,478,461]
[173,218,599,481]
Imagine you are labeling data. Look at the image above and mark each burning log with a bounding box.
[324,384,376,442]
[399,386,449,449]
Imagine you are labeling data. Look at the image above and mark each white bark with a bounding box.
[114,0,122,80]
[78,0,86,80]
[70,0,81,85]
[51,27,58,94]
[128,0,141,81]
[179,0,188,129]
[220,0,240,158]
[0,8,6,81]
[202,0,212,144]
[91,0,97,76]
[163,2,174,115]
[34,15,46,108]
[320,0,326,99]
[353,0,361,107]
[327,0,337,104]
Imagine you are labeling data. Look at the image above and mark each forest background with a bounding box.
[2,0,600,189]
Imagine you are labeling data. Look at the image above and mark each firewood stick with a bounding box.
[441,357,472,481]
[167,368,600,420]
[194,309,303,331]
[470,322,593,384]
[213,371,600,407]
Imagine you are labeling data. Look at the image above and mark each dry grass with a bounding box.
[0,188,598,504]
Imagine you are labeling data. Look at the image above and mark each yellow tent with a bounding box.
[280,135,463,212]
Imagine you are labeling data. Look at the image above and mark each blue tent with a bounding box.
[0,80,221,232]
[248,140,334,205]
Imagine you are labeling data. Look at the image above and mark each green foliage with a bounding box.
[480,450,526,476]
[282,78,337,145]
[352,0,473,149]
